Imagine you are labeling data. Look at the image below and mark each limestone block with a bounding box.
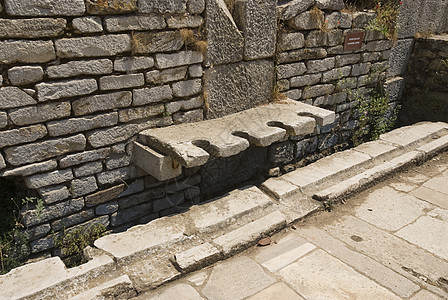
[105,15,166,32]
[388,38,414,77]
[25,169,73,189]
[172,79,202,97]
[234,0,277,60]
[111,202,152,226]
[278,0,314,20]
[47,59,113,78]
[335,54,361,67]
[0,18,66,38]
[132,31,183,54]
[118,104,165,122]
[166,96,204,114]
[9,101,71,126]
[306,57,335,74]
[327,29,344,46]
[289,73,321,88]
[4,0,85,16]
[47,113,118,137]
[0,40,55,64]
[0,160,57,178]
[278,32,305,51]
[96,201,119,215]
[351,63,371,76]
[114,56,154,72]
[85,184,125,207]
[55,34,131,58]
[133,85,173,106]
[315,92,347,106]
[189,64,203,78]
[155,51,203,69]
[206,0,244,65]
[38,185,70,204]
[288,11,323,30]
[72,17,103,33]
[117,179,144,198]
[302,84,335,99]
[213,210,286,255]
[0,154,5,170]
[138,0,187,14]
[315,0,344,10]
[322,66,351,83]
[325,12,352,29]
[0,111,6,129]
[277,62,306,79]
[118,187,165,209]
[73,91,132,116]
[0,124,47,148]
[51,209,95,231]
[22,197,84,227]
[73,161,103,178]
[174,242,221,272]
[71,176,98,197]
[60,149,110,168]
[86,0,137,14]
[167,15,203,28]
[36,79,98,102]
[305,30,327,48]
[8,66,44,86]
[146,67,188,85]
[0,87,36,109]
[99,74,144,90]
[5,134,86,166]
[352,12,375,28]
[173,109,204,124]
[284,89,302,100]
[366,40,392,51]
[87,118,172,149]
[384,77,404,102]
[133,142,182,181]
[205,60,274,119]
[24,224,51,241]
[96,166,137,185]
[277,48,327,64]
[188,0,205,14]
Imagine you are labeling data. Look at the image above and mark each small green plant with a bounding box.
[365,0,402,41]
[55,224,106,267]
[22,197,44,219]
[352,91,400,145]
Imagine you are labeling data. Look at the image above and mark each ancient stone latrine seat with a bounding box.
[134,99,335,181]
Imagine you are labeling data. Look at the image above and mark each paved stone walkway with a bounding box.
[135,152,448,300]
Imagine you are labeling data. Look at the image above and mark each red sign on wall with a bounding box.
[344,32,365,51]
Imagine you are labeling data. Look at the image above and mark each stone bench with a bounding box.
[134,99,335,181]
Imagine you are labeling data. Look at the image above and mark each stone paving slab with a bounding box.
[396,216,448,260]
[201,256,276,300]
[71,275,136,300]
[298,227,420,298]
[322,215,448,281]
[277,249,401,299]
[246,282,305,300]
[353,186,433,231]
[254,234,315,273]
[410,186,448,209]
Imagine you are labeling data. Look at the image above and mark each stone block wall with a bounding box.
[0,0,207,258]
[1,0,446,260]
[399,35,448,124]
[275,1,395,149]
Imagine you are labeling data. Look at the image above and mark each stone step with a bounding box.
[137,99,335,176]
[261,122,448,203]
[0,254,115,300]
[70,275,136,300]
